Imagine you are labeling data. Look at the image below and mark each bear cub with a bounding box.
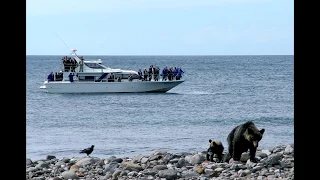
[227,121,265,163]
[206,139,224,163]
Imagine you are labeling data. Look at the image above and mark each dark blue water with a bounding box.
[26,55,293,160]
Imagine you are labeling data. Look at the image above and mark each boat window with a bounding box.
[84,76,95,80]
[84,63,105,69]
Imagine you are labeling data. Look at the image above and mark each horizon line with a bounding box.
[26,54,294,56]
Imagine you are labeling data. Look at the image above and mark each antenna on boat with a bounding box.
[55,33,71,51]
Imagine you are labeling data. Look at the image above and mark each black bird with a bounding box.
[79,145,94,156]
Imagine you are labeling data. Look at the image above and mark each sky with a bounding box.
[26,0,294,55]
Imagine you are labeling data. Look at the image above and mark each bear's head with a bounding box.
[209,139,222,148]
[244,126,265,147]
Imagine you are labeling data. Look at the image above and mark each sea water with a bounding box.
[26,55,294,160]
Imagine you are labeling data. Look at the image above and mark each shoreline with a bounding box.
[26,144,294,180]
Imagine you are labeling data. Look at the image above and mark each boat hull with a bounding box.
[41,80,184,93]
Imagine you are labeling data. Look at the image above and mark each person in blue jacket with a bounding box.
[47,72,53,83]
[68,73,74,82]
[176,67,184,80]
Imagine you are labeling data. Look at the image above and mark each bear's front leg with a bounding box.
[206,148,211,161]
[249,147,257,163]
[232,145,243,161]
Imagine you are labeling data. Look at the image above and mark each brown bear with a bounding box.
[227,121,265,163]
[206,139,224,162]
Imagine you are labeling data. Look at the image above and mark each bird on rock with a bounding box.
[79,145,94,156]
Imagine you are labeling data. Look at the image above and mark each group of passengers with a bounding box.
[138,65,184,81]
[62,56,79,72]
[47,71,65,82]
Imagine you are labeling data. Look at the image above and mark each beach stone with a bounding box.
[256,152,268,159]
[141,157,149,164]
[46,155,56,160]
[61,157,70,163]
[252,166,263,173]
[61,169,79,179]
[26,158,33,166]
[149,154,162,161]
[104,161,120,172]
[112,169,122,179]
[127,171,138,176]
[75,157,95,167]
[152,164,167,171]
[132,154,144,162]
[121,162,142,170]
[48,178,62,180]
[195,167,205,174]
[26,167,38,173]
[158,169,177,180]
[176,158,189,168]
[180,170,199,178]
[70,164,80,170]
[214,167,224,172]
[262,149,271,156]
[189,154,205,165]
[141,169,157,176]
[284,144,294,154]
[35,162,50,169]
[240,152,250,162]
[264,153,282,166]
[204,168,214,176]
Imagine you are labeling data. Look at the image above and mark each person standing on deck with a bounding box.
[47,72,53,83]
[68,73,74,82]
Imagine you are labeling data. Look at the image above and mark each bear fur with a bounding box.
[227,121,265,163]
[206,139,224,162]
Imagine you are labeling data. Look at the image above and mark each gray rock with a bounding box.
[141,169,157,176]
[149,154,162,161]
[61,157,70,163]
[75,157,95,167]
[61,169,79,179]
[214,167,224,172]
[127,171,138,176]
[27,166,39,172]
[26,158,33,166]
[252,166,263,173]
[284,144,294,154]
[256,152,268,159]
[121,162,142,170]
[152,164,167,171]
[104,161,120,173]
[132,154,144,162]
[180,170,199,178]
[112,169,122,179]
[176,158,189,168]
[261,149,271,156]
[141,157,149,164]
[240,152,250,162]
[189,154,205,165]
[46,155,56,160]
[204,168,214,176]
[35,162,50,169]
[264,153,282,166]
[158,169,177,180]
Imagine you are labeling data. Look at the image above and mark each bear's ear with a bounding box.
[260,129,265,134]
[209,139,212,143]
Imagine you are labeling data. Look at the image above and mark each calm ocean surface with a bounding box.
[26,55,294,160]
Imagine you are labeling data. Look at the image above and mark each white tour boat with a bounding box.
[40,49,185,93]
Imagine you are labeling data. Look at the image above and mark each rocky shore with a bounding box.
[26,144,294,180]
